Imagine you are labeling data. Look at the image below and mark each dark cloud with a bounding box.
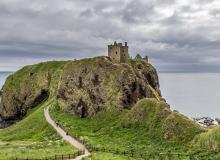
[0,0,220,72]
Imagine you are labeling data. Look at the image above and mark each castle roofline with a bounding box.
[109,41,128,47]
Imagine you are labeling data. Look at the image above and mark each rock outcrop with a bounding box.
[0,61,67,122]
[57,56,161,117]
[0,56,161,121]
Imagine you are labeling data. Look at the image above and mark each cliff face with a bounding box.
[0,61,67,121]
[0,57,161,120]
[57,57,161,117]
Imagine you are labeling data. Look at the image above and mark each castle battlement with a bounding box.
[108,41,129,63]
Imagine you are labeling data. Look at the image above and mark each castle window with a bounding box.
[122,50,124,52]
[116,52,117,54]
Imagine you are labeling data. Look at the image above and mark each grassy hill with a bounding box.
[50,98,220,159]
[0,100,76,159]
[0,57,220,159]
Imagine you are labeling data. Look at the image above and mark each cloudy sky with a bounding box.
[0,0,220,72]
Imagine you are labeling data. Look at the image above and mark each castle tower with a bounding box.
[108,41,129,63]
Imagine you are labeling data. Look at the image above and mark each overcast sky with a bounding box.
[0,0,220,72]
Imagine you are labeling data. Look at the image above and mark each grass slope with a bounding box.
[50,98,219,159]
[0,100,76,159]
[194,126,220,152]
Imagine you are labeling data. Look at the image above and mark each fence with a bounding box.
[14,150,217,160]
[15,150,84,160]
[82,145,216,160]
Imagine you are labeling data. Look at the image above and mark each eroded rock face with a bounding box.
[0,61,67,122]
[57,57,161,118]
[0,74,50,121]
[0,57,161,121]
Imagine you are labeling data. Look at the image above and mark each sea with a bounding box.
[0,72,220,118]
[0,72,12,89]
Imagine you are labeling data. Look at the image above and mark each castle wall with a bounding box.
[120,46,129,63]
[108,42,129,63]
[108,45,121,63]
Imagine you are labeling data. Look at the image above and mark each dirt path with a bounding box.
[44,106,90,160]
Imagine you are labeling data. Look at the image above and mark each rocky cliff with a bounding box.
[0,56,161,121]
[57,56,161,117]
[0,61,68,121]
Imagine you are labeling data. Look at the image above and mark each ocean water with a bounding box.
[159,73,220,118]
[0,72,12,89]
[0,72,219,118]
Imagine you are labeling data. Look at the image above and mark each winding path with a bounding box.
[44,106,90,160]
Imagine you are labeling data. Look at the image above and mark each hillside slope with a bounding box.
[0,100,75,159]
[1,56,219,159]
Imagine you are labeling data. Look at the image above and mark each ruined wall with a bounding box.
[108,45,121,63]
[120,46,129,63]
[108,42,129,63]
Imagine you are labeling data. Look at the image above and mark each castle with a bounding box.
[108,41,129,63]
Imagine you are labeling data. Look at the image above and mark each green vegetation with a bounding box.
[194,126,220,152]
[0,60,69,120]
[1,58,220,159]
[4,61,68,96]
[0,100,76,159]
[50,98,219,159]
[84,152,143,160]
[122,99,204,143]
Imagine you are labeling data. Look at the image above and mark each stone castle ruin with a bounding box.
[108,41,129,63]
[108,41,148,63]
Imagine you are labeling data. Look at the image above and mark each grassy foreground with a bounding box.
[0,101,76,159]
[50,99,220,160]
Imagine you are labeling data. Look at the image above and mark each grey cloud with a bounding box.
[0,0,220,72]
[120,0,154,24]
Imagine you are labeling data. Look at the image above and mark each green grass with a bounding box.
[83,152,143,160]
[50,98,220,159]
[0,100,76,159]
[193,126,220,152]
[83,152,196,160]
[3,60,69,98]
[50,100,196,154]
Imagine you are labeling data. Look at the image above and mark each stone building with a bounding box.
[108,41,129,63]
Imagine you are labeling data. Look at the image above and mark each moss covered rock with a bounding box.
[0,61,68,121]
[57,57,160,117]
[0,57,160,121]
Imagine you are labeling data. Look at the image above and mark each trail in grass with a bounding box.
[44,106,90,160]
